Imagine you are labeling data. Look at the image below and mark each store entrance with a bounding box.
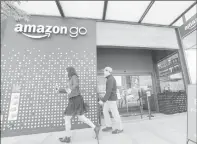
[97,48,186,123]
[97,74,156,118]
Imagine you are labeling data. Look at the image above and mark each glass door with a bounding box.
[97,74,155,118]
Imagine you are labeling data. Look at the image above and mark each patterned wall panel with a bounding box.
[1,17,97,137]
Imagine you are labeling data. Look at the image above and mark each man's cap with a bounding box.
[103,67,113,73]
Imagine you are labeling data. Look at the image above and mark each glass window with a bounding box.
[14,1,61,16]
[142,1,194,25]
[60,1,104,19]
[185,4,197,21]
[97,74,155,117]
[157,53,185,93]
[114,76,122,87]
[182,30,197,84]
[173,18,184,27]
[106,1,151,22]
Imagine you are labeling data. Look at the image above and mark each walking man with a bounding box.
[98,67,123,134]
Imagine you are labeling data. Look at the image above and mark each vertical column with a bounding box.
[151,69,160,113]
[1,19,7,42]
[175,28,191,93]
[151,51,160,113]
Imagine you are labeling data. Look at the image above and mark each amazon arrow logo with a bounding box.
[14,24,88,39]
[22,32,50,39]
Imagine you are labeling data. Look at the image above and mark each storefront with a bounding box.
[0,14,192,137]
[180,14,197,85]
[96,47,185,117]
[178,14,196,144]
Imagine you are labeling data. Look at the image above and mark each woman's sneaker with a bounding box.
[102,127,112,132]
[112,129,123,134]
[94,125,101,139]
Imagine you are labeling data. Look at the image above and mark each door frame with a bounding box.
[97,71,159,112]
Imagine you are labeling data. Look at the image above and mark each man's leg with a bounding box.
[109,101,123,133]
[102,101,113,131]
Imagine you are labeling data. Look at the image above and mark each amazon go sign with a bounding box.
[14,24,87,39]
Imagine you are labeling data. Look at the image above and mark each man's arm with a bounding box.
[101,78,113,102]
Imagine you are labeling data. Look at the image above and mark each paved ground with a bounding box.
[2,113,190,144]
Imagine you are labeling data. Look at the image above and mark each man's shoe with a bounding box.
[59,137,71,143]
[112,129,123,134]
[102,127,112,132]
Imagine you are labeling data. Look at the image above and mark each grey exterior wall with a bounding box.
[97,22,179,49]
[1,16,97,137]
[97,48,154,74]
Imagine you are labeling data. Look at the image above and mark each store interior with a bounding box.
[97,47,186,122]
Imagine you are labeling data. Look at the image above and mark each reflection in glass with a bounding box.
[185,4,197,21]
[157,53,185,93]
[60,1,104,19]
[142,1,194,25]
[182,30,197,84]
[106,1,151,22]
[97,75,155,117]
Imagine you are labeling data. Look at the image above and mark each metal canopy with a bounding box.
[15,1,196,27]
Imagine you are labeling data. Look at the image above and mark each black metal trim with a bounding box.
[187,139,197,144]
[169,2,197,26]
[175,28,191,88]
[156,51,178,64]
[182,15,186,23]
[97,45,178,50]
[55,0,65,18]
[181,27,197,39]
[138,1,155,23]
[102,1,108,20]
[30,14,178,28]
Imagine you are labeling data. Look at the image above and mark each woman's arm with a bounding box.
[59,88,67,93]
[70,75,79,90]
[55,84,68,94]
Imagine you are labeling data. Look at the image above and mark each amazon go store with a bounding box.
[1,15,194,137]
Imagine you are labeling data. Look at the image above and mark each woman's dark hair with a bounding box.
[66,66,78,79]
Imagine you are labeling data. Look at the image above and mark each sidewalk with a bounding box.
[2,113,187,144]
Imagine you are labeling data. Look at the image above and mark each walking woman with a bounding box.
[56,66,100,143]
